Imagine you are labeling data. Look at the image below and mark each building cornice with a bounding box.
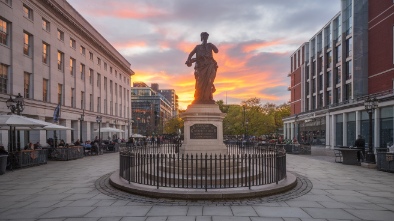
[34,0,134,76]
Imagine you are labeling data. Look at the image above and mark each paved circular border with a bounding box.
[95,170,312,205]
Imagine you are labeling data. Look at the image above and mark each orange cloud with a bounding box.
[242,40,283,53]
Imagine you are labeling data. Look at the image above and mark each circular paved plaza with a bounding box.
[1,149,394,220]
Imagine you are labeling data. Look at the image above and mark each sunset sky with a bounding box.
[67,0,340,109]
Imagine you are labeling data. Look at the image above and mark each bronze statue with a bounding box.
[185,32,219,104]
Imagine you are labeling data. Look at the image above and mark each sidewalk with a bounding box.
[0,151,394,221]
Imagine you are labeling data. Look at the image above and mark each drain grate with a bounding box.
[95,171,312,205]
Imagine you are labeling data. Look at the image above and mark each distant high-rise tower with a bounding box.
[151,83,159,92]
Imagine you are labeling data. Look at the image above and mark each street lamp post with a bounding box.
[128,119,134,138]
[243,105,246,139]
[6,93,25,152]
[96,116,102,155]
[6,93,24,115]
[295,115,299,143]
[364,97,378,163]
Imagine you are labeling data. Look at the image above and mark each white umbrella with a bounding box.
[43,123,73,131]
[132,134,145,138]
[94,127,124,133]
[0,114,46,128]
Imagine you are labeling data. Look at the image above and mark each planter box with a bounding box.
[17,149,48,167]
[376,148,394,172]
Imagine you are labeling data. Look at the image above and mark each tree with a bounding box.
[164,117,184,135]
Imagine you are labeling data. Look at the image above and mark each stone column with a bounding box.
[343,113,347,146]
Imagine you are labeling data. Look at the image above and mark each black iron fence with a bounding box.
[119,145,286,190]
[49,146,84,161]
[17,149,48,168]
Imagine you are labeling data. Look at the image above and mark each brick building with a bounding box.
[283,0,394,150]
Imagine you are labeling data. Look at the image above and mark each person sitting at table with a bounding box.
[58,139,65,147]
[34,142,42,149]
[74,139,81,146]
[354,135,366,162]
[0,145,8,155]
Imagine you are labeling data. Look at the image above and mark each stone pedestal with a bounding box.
[180,104,227,155]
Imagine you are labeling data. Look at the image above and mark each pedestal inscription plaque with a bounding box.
[190,124,217,139]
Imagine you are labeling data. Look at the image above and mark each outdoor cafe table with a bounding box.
[334,147,361,165]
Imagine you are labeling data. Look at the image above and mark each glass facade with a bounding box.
[335,114,343,146]
[346,112,356,146]
[380,107,393,148]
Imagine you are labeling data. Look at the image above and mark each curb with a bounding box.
[109,171,297,200]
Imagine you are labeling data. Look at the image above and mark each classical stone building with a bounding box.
[284,0,394,149]
[0,0,134,146]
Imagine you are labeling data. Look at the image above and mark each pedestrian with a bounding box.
[354,135,365,162]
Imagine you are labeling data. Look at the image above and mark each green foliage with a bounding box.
[164,117,184,135]
[221,98,291,136]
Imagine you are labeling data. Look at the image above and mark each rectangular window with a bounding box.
[3,0,11,6]
[326,90,332,106]
[97,73,101,87]
[42,42,49,64]
[43,78,48,102]
[89,69,93,84]
[104,77,107,91]
[312,79,316,92]
[24,72,31,98]
[104,62,107,71]
[325,25,332,49]
[97,57,101,66]
[335,87,341,103]
[70,38,76,49]
[346,37,352,57]
[23,32,32,56]
[318,75,323,91]
[115,70,117,78]
[346,60,352,80]
[326,51,332,68]
[334,15,341,42]
[80,63,85,80]
[326,71,332,87]
[70,57,75,76]
[89,52,93,60]
[58,84,62,105]
[110,67,112,74]
[317,57,323,73]
[80,46,85,55]
[97,97,100,112]
[104,98,107,114]
[89,94,93,111]
[0,18,8,45]
[0,64,8,94]
[110,101,113,115]
[345,83,352,101]
[42,18,50,32]
[335,66,341,84]
[344,0,352,35]
[81,91,85,109]
[335,44,342,63]
[23,4,33,20]
[57,29,64,41]
[57,51,64,71]
[319,93,323,107]
[71,88,75,108]
[311,61,316,76]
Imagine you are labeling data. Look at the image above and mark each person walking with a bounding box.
[354,135,366,162]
